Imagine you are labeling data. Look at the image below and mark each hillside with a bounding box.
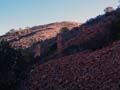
[1,7,120,90]
[0,21,79,49]
[24,39,120,90]
[20,8,120,90]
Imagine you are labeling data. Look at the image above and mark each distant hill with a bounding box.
[0,21,80,49]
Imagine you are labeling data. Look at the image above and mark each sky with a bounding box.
[0,0,118,35]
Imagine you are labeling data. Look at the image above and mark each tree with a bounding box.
[6,29,16,34]
[0,41,18,89]
[0,41,34,90]
[104,7,114,13]
[109,11,120,41]
[60,27,69,33]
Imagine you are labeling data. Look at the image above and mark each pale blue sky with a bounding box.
[0,0,118,35]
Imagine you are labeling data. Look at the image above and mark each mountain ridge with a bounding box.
[0,21,80,49]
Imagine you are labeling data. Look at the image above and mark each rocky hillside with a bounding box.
[20,8,120,90]
[25,39,120,90]
[1,7,120,90]
[0,21,79,49]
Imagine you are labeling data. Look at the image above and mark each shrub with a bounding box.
[60,27,69,33]
[111,15,120,40]
[0,41,34,90]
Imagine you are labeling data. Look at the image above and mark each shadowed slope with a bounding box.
[24,40,120,90]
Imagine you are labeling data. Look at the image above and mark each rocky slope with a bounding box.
[1,7,120,90]
[0,21,79,49]
[24,39,120,90]
[20,8,120,90]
